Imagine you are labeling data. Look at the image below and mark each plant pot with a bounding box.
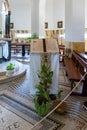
[6,69,14,76]
[52,100,67,114]
[49,94,57,100]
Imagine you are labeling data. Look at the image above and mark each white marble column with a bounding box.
[65,0,85,52]
[0,1,6,37]
[39,0,46,38]
[31,0,39,36]
[0,1,2,31]
[31,0,46,38]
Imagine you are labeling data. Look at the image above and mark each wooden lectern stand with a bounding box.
[30,39,59,95]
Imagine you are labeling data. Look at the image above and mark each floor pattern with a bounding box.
[0,59,87,130]
[0,93,64,130]
[0,90,87,130]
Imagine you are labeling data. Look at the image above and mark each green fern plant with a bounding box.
[34,64,53,116]
[38,64,53,91]
[34,84,50,116]
[57,90,63,100]
[27,33,38,43]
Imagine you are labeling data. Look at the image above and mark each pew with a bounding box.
[64,50,87,96]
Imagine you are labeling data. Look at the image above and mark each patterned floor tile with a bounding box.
[0,58,87,130]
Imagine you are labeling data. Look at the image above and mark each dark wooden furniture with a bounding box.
[79,53,87,62]
[64,50,87,96]
[83,101,87,110]
[11,42,30,56]
[59,45,65,62]
[64,57,83,88]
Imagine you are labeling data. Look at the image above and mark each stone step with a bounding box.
[0,69,26,84]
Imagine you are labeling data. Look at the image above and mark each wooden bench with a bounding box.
[64,50,87,96]
[64,57,83,88]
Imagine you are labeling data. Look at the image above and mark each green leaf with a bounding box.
[6,63,15,70]
[57,90,63,100]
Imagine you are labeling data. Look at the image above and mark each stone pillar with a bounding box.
[31,0,39,36]
[5,11,11,37]
[39,0,46,38]
[65,0,85,53]
[0,1,2,33]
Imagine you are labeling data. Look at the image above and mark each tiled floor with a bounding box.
[0,54,87,130]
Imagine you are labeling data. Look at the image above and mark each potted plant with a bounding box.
[0,31,2,35]
[27,33,39,43]
[34,64,53,116]
[34,84,51,116]
[0,29,2,38]
[6,63,15,76]
[38,64,53,91]
[52,90,67,114]
[38,63,56,100]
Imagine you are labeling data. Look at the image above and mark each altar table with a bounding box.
[0,38,11,62]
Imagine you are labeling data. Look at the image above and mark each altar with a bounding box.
[0,38,11,62]
[30,39,59,95]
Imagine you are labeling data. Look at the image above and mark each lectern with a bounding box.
[30,39,59,95]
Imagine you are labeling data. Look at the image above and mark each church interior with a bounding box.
[0,0,87,130]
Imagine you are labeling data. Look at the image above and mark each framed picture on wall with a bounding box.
[45,22,48,29]
[57,21,63,28]
[10,23,14,29]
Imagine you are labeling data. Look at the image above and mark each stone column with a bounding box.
[39,0,46,38]
[0,1,2,35]
[65,0,85,53]
[5,11,11,37]
[31,0,39,36]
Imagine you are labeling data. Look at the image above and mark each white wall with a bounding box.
[44,0,65,30]
[9,0,87,31]
[45,0,86,30]
[9,0,31,30]
[45,0,54,30]
[0,1,2,29]
[65,0,85,42]
[31,0,39,35]
[39,0,46,38]
[85,0,87,28]
[53,0,65,30]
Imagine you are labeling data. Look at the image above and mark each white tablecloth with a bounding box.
[0,41,9,59]
[30,39,59,95]
[30,53,59,95]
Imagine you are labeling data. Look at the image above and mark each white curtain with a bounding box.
[50,53,59,94]
[30,54,41,95]
[3,41,9,59]
[30,53,59,95]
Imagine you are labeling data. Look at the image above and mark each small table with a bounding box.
[11,42,30,56]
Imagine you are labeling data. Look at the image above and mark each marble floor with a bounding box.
[0,54,87,130]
